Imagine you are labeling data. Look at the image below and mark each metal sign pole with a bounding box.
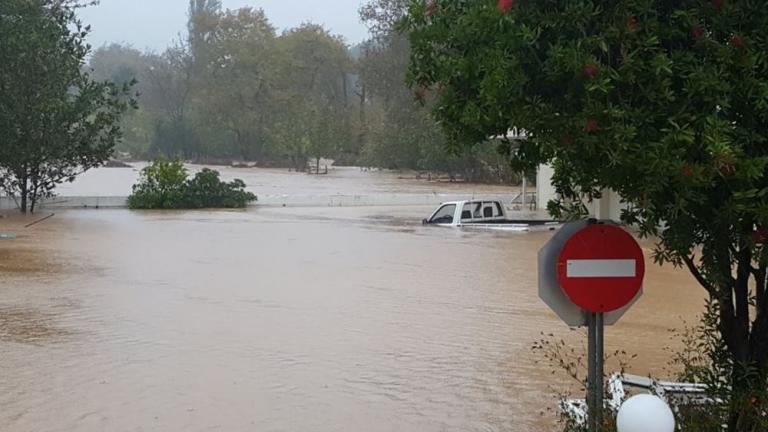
[587,312,597,432]
[587,312,604,432]
[596,312,604,429]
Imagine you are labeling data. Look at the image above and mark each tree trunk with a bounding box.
[709,242,768,432]
[19,174,28,214]
[30,191,37,214]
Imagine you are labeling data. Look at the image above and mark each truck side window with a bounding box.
[430,204,456,224]
[463,203,475,221]
[494,202,503,217]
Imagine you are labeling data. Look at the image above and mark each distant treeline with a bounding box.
[89,0,521,183]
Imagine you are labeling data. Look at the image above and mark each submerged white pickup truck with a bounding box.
[423,200,562,232]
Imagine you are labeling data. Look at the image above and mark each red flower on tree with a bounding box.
[712,0,724,9]
[497,0,514,13]
[585,119,599,133]
[626,16,637,32]
[691,25,704,40]
[559,134,572,146]
[716,157,736,176]
[681,165,694,178]
[754,229,768,244]
[720,164,735,176]
[730,35,745,49]
[583,63,599,78]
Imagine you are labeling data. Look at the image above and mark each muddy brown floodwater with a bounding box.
[0,167,704,432]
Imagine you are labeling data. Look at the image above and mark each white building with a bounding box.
[498,130,624,221]
[536,164,624,221]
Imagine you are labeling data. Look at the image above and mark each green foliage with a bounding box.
[358,0,521,182]
[405,1,768,428]
[182,169,255,209]
[89,44,155,158]
[127,159,188,209]
[84,2,522,182]
[0,0,135,213]
[128,159,256,209]
[668,306,730,431]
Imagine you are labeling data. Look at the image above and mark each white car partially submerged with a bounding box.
[423,200,562,232]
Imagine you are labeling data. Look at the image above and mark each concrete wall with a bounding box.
[1,193,521,210]
[0,196,128,210]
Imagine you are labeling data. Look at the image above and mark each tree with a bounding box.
[188,0,222,62]
[89,44,155,158]
[405,0,768,429]
[359,0,447,170]
[198,7,277,160]
[142,43,195,158]
[359,0,515,182]
[274,24,354,169]
[0,0,134,213]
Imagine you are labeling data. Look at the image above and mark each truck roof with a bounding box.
[439,199,503,205]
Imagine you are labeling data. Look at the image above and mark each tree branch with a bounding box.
[682,254,715,296]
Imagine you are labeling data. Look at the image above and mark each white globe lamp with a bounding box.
[616,394,675,432]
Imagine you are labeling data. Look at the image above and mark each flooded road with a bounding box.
[0,167,704,431]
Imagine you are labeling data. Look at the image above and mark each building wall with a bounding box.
[536,164,558,211]
[536,164,625,221]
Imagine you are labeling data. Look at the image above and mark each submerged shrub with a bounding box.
[127,159,187,209]
[181,169,256,209]
[128,159,257,209]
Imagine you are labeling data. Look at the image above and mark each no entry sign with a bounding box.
[538,220,645,432]
[557,224,645,313]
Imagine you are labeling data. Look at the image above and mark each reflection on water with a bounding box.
[0,169,704,432]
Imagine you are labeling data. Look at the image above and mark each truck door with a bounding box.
[428,204,457,224]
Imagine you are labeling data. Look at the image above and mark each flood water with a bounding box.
[0,166,704,431]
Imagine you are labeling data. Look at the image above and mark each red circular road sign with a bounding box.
[557,224,645,313]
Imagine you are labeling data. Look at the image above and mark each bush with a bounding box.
[128,159,257,209]
[182,169,256,209]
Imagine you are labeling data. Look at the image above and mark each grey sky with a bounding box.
[78,0,371,53]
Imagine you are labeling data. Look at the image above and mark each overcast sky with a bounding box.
[78,0,371,53]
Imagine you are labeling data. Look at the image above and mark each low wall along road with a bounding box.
[0,193,521,210]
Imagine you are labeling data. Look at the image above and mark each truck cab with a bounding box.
[424,200,507,226]
[423,200,561,232]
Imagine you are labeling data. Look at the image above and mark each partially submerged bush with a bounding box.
[182,169,255,209]
[127,159,187,209]
[128,159,257,209]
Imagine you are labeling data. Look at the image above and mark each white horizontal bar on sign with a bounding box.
[566,259,636,278]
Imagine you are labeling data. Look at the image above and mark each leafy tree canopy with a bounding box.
[404,0,768,429]
[0,0,135,212]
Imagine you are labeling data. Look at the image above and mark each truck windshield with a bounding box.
[430,204,456,224]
